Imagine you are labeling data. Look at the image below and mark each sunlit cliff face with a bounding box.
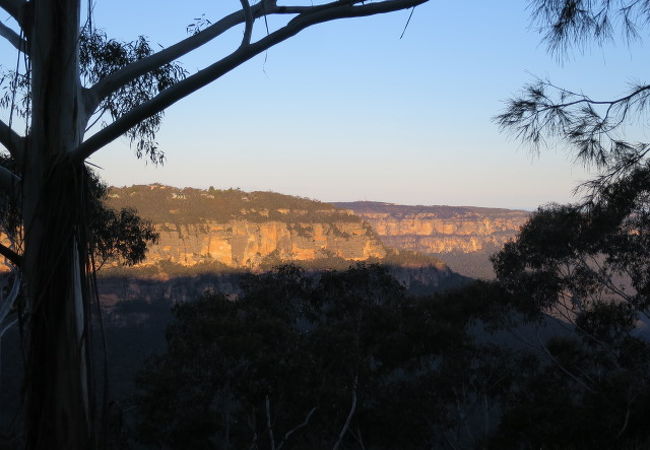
[143,219,386,269]
[333,202,530,254]
[103,185,388,270]
[107,188,528,272]
[0,188,529,276]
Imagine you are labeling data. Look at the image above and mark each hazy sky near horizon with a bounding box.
[7,1,650,209]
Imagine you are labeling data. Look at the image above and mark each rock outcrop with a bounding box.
[99,185,467,295]
[105,185,387,270]
[332,201,529,254]
[148,220,386,268]
[332,202,530,279]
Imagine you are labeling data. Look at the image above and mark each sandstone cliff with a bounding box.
[105,185,387,271]
[98,185,467,295]
[332,202,530,278]
[331,201,529,254]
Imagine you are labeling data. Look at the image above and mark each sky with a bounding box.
[5,1,650,209]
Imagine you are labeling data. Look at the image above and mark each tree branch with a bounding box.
[277,407,317,450]
[532,83,650,114]
[332,375,358,450]
[75,0,427,162]
[535,331,596,394]
[0,164,19,195]
[496,78,650,166]
[0,242,22,267]
[265,395,276,450]
[0,119,24,161]
[240,0,254,47]
[84,0,274,115]
[0,0,26,28]
[0,20,26,52]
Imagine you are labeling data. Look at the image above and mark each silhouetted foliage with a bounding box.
[133,264,499,449]
[87,174,159,269]
[79,31,187,163]
[497,0,650,173]
[487,162,650,448]
[0,158,158,270]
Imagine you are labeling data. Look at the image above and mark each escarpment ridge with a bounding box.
[98,185,469,297]
[332,201,530,278]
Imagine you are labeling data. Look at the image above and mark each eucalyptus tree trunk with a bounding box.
[0,0,429,448]
[22,1,91,448]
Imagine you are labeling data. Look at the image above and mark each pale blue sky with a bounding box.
[6,1,650,209]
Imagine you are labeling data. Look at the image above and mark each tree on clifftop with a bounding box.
[0,0,428,448]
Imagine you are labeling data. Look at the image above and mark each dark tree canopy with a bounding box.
[134,264,507,450]
[487,171,650,447]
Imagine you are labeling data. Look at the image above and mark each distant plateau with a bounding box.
[93,184,530,304]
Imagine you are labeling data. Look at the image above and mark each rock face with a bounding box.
[332,201,530,254]
[105,185,387,270]
[332,202,530,279]
[99,185,469,295]
[150,220,385,268]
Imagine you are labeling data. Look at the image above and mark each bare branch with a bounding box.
[0,315,17,339]
[0,163,19,195]
[0,0,26,27]
[84,0,273,114]
[332,375,358,450]
[271,0,384,14]
[535,330,596,394]
[0,264,19,381]
[0,20,26,52]
[277,407,317,450]
[247,408,258,450]
[616,404,631,438]
[265,395,276,450]
[240,0,254,47]
[349,426,366,450]
[0,270,20,323]
[0,242,22,267]
[0,119,24,161]
[75,0,427,162]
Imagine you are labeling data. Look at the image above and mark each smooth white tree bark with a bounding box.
[0,0,428,448]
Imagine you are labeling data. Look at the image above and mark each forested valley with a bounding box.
[2,0,650,448]
[6,165,650,448]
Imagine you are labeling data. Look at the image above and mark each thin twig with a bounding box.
[266,395,276,450]
[332,374,358,450]
[399,6,415,39]
[535,330,596,393]
[277,407,317,450]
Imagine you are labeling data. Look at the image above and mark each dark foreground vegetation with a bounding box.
[102,156,650,449]
[2,0,650,448]
[6,158,650,448]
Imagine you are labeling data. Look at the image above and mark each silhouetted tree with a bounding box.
[134,264,495,449]
[85,174,159,270]
[0,0,428,448]
[489,164,650,447]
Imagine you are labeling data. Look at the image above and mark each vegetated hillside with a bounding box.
[332,201,530,279]
[105,184,384,268]
[107,184,356,224]
[100,185,468,296]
